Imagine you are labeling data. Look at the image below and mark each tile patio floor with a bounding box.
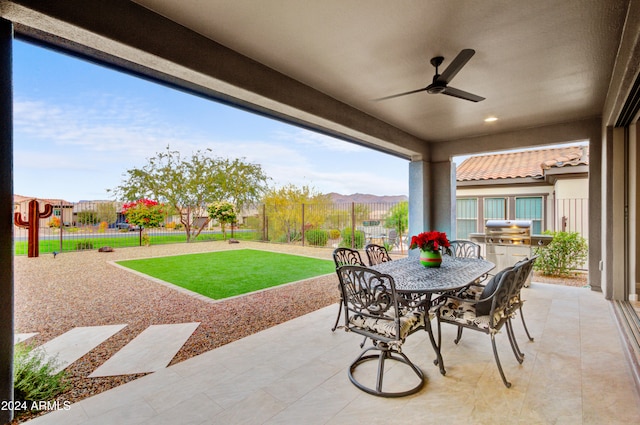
[25,282,640,425]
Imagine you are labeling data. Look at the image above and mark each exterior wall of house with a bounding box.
[456,183,556,235]
[554,178,589,239]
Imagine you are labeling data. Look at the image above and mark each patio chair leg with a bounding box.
[491,334,512,388]
[506,320,524,364]
[454,326,463,344]
[376,350,386,393]
[331,298,342,332]
[519,306,534,341]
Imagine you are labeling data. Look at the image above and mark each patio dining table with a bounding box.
[370,254,495,374]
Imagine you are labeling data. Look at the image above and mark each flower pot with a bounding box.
[419,249,442,267]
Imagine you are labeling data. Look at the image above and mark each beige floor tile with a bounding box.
[24,283,640,425]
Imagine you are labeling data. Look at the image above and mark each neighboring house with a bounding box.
[455,145,589,240]
[13,194,74,228]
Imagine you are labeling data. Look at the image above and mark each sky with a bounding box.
[12,40,410,202]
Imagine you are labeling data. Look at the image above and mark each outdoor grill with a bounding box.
[470,220,552,286]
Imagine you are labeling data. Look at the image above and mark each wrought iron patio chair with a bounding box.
[364,243,392,266]
[455,256,538,352]
[386,228,398,249]
[507,256,538,343]
[447,239,482,259]
[434,265,521,388]
[331,248,366,332]
[336,265,426,397]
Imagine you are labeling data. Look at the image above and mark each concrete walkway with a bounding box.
[24,282,640,425]
[16,323,200,377]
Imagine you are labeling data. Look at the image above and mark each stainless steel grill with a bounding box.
[485,220,532,245]
[475,220,552,287]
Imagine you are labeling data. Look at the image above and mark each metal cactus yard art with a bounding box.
[14,199,53,257]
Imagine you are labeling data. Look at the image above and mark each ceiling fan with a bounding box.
[376,49,485,102]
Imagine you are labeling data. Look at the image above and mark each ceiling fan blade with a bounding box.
[374,87,428,101]
[442,86,485,102]
[436,49,475,84]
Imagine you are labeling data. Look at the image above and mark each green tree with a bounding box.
[76,210,98,225]
[262,184,330,243]
[110,146,269,242]
[207,201,237,240]
[96,202,118,224]
[385,201,408,252]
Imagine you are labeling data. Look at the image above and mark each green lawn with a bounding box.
[14,230,260,255]
[116,249,335,299]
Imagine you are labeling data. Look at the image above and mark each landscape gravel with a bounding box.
[13,241,341,422]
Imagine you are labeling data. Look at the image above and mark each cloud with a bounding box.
[273,128,365,153]
[14,95,408,200]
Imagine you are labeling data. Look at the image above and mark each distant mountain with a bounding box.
[327,193,408,204]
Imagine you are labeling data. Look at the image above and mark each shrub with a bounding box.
[339,228,365,249]
[75,240,94,250]
[13,344,69,411]
[166,222,176,229]
[48,217,60,228]
[98,221,108,233]
[305,229,329,246]
[533,231,588,277]
[276,230,302,243]
[328,229,341,239]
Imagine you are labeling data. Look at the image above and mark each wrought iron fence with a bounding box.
[13,200,409,256]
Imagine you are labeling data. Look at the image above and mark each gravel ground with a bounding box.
[13,241,340,423]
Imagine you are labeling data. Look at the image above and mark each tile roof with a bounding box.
[14,194,73,206]
[456,145,588,182]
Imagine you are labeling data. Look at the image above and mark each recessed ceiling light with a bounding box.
[484,116,498,122]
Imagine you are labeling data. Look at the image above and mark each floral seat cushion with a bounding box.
[438,298,503,331]
[349,307,426,340]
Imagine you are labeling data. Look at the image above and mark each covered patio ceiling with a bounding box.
[1,0,633,160]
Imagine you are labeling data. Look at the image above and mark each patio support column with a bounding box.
[408,160,431,250]
[0,17,14,424]
[430,160,456,238]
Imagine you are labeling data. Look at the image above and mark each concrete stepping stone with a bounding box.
[89,322,200,377]
[34,324,127,374]
[14,333,38,345]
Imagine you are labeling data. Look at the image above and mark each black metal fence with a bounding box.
[13,201,409,256]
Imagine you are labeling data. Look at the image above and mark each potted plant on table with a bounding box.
[409,231,451,267]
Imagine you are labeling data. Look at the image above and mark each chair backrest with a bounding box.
[336,265,402,342]
[476,265,519,317]
[447,240,482,259]
[332,247,365,268]
[364,243,392,266]
[508,255,539,304]
[387,229,398,246]
[484,267,520,328]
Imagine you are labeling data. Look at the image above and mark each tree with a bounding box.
[262,184,330,243]
[96,202,118,224]
[122,199,165,245]
[110,146,269,242]
[76,211,98,225]
[384,201,408,252]
[207,201,237,240]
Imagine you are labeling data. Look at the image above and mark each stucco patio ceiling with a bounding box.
[0,0,632,159]
[131,0,627,143]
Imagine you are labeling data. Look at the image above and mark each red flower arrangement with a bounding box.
[409,231,451,252]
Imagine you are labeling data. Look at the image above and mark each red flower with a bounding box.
[409,231,450,252]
